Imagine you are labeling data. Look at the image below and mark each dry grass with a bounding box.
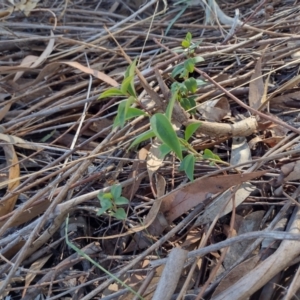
[1,0,300,299]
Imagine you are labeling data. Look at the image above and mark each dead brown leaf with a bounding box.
[0,144,20,217]
[249,58,264,109]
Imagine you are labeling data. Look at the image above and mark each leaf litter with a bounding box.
[1,0,300,299]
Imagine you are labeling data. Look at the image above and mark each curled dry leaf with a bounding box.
[249,58,264,110]
[126,171,266,251]
[147,139,164,180]
[230,137,251,169]
[223,211,265,270]
[272,161,300,187]
[14,31,55,82]
[23,254,52,297]
[125,173,166,252]
[122,147,148,199]
[0,61,119,88]
[0,133,43,151]
[213,254,261,298]
[0,144,20,217]
[197,97,230,122]
[193,182,256,227]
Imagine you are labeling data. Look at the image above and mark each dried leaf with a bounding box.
[249,58,264,109]
[0,104,11,122]
[230,137,251,169]
[147,139,164,180]
[14,31,55,81]
[0,133,43,151]
[197,97,230,122]
[213,255,261,297]
[23,254,52,297]
[123,147,148,199]
[0,144,20,217]
[223,211,265,269]
[194,182,256,227]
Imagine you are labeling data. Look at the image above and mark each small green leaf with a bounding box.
[185,122,201,141]
[123,59,137,97]
[125,95,136,113]
[166,89,178,121]
[97,207,108,216]
[171,64,185,78]
[111,185,122,199]
[185,32,192,42]
[113,107,147,128]
[184,58,195,73]
[203,149,221,161]
[125,58,137,78]
[114,196,129,205]
[130,129,156,149]
[159,143,172,158]
[182,39,190,48]
[180,97,196,113]
[126,107,147,118]
[184,77,197,93]
[150,113,182,160]
[196,79,206,86]
[193,56,205,63]
[171,82,181,94]
[99,88,126,99]
[113,208,127,220]
[97,192,112,201]
[178,83,188,95]
[121,75,134,95]
[100,197,113,210]
[179,154,195,181]
[113,100,127,129]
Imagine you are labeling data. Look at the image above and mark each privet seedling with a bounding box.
[97,185,129,220]
[99,32,221,182]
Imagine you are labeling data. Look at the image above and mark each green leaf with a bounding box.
[182,39,190,48]
[180,97,196,113]
[185,122,201,141]
[185,32,192,43]
[97,207,108,216]
[203,149,221,161]
[184,58,195,73]
[113,107,147,128]
[171,64,185,78]
[125,58,137,78]
[113,100,127,129]
[178,83,188,95]
[193,56,205,63]
[196,79,206,86]
[130,129,156,149]
[99,88,126,99]
[171,82,181,94]
[121,75,134,95]
[150,113,182,160]
[112,208,127,220]
[159,143,172,158]
[99,197,113,210]
[126,107,147,119]
[123,59,137,97]
[111,185,122,199]
[114,196,129,205]
[184,77,197,93]
[179,154,195,181]
[97,192,112,201]
[125,95,136,114]
[166,89,178,121]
